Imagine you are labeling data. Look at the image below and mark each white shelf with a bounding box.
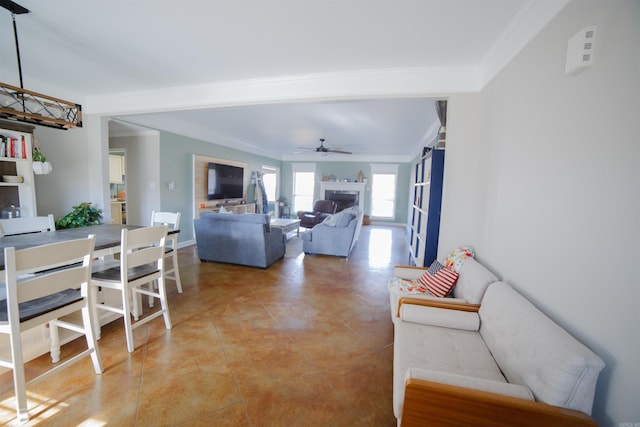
[0,125,37,217]
[0,156,28,163]
[409,150,445,267]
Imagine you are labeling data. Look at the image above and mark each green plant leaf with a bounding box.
[55,202,103,229]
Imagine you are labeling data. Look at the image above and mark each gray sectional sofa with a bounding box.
[193,212,285,268]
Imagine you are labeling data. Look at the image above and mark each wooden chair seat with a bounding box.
[0,288,82,322]
[92,264,160,282]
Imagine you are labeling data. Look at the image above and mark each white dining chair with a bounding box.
[91,225,171,353]
[150,211,182,293]
[0,235,102,422]
[0,214,55,236]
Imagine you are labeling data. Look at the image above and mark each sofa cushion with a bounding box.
[418,260,459,297]
[451,257,498,304]
[400,304,480,331]
[479,282,605,415]
[322,207,357,227]
[336,212,355,227]
[393,321,506,418]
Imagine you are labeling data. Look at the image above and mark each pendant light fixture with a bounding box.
[0,0,82,129]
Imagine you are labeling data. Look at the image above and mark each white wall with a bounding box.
[109,134,161,226]
[33,119,100,219]
[439,1,640,425]
[31,115,110,224]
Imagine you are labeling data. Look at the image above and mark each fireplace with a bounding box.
[319,182,365,212]
[325,190,358,212]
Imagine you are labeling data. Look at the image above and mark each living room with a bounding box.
[0,0,637,425]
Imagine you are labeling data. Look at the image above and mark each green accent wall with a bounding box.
[158,130,281,242]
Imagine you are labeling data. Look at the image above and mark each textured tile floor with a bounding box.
[0,225,407,426]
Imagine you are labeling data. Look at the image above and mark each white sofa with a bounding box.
[391,259,605,426]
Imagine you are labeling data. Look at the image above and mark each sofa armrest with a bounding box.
[401,377,597,427]
[265,227,285,252]
[388,277,467,321]
[398,298,481,330]
[405,368,534,400]
[398,296,479,317]
[393,265,429,280]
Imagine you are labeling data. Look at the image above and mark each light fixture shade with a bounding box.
[0,81,82,129]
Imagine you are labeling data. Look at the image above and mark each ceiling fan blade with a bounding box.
[294,139,352,154]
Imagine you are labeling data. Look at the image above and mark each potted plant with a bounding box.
[32,137,53,175]
[55,202,103,229]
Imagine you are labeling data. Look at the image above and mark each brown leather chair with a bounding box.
[298,200,337,228]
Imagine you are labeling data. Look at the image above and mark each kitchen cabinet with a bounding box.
[110,201,126,224]
[109,154,124,183]
[0,120,37,218]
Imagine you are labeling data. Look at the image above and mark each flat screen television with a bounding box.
[207,162,244,200]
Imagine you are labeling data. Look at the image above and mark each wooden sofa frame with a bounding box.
[402,378,596,427]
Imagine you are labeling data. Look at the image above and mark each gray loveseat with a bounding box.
[301,207,363,258]
[194,212,285,268]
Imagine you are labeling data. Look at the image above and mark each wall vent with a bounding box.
[566,25,597,75]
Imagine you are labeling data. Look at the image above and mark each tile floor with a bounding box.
[0,225,408,426]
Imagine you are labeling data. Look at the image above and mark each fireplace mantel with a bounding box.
[320,181,366,211]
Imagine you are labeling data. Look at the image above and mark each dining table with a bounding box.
[0,223,145,271]
[0,223,178,352]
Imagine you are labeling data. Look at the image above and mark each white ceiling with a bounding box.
[0,0,567,161]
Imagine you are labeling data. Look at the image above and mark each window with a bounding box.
[292,163,316,212]
[370,164,398,219]
[261,165,279,203]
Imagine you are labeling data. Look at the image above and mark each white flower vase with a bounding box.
[32,161,53,175]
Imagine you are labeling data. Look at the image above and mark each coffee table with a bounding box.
[270,218,301,239]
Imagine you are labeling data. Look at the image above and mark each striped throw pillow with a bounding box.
[418,260,459,297]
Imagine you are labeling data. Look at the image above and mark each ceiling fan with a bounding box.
[297,138,352,155]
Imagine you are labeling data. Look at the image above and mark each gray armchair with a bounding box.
[298,200,337,228]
